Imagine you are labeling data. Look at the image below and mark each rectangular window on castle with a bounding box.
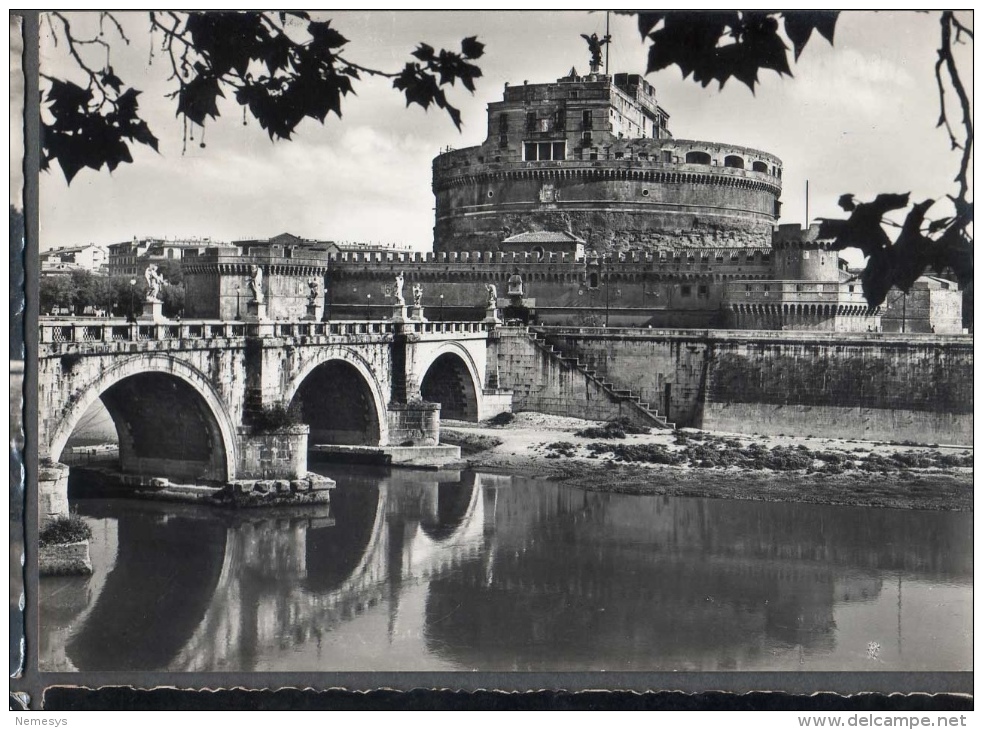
[525,141,566,161]
[698,285,708,297]
[680,285,692,297]
[662,150,673,163]
[526,112,536,131]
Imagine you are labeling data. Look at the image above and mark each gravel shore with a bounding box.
[441,413,973,512]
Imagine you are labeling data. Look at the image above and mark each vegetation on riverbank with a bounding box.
[573,417,650,440]
[543,431,974,475]
[441,430,503,456]
[39,514,92,547]
[449,412,973,512]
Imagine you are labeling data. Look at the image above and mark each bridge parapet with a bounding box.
[39,318,492,347]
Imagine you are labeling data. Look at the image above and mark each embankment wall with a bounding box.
[539,329,973,445]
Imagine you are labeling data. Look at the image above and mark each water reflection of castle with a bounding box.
[53,472,970,672]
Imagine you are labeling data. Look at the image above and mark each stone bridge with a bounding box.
[37,317,512,521]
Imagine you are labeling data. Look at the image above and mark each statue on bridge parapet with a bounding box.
[304,277,324,321]
[394,272,406,305]
[390,272,408,322]
[484,282,502,325]
[250,265,265,304]
[410,283,426,321]
[307,277,321,306]
[144,264,165,302]
[507,271,523,298]
[139,264,168,322]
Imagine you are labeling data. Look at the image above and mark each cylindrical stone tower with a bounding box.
[432,71,783,254]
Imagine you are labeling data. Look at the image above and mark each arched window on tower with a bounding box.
[685,151,711,165]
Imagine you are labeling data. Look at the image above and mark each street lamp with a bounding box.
[439,293,444,321]
[128,278,137,322]
[366,293,371,318]
[235,284,241,320]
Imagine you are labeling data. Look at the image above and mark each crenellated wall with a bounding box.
[325,249,774,326]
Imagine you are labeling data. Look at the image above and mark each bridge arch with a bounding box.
[285,347,389,446]
[417,342,483,422]
[48,355,238,482]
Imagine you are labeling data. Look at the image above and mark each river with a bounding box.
[40,465,972,672]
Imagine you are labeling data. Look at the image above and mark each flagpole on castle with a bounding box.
[605,10,610,72]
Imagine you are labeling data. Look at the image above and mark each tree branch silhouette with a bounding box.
[41,11,484,181]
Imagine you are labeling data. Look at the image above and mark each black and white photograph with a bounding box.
[21,9,972,700]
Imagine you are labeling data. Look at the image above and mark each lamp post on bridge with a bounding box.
[128,278,137,322]
[235,284,242,320]
[439,293,444,321]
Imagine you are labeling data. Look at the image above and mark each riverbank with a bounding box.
[442,413,973,512]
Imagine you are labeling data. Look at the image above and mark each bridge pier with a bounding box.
[236,424,310,480]
[39,461,93,576]
[39,461,70,529]
[387,402,441,447]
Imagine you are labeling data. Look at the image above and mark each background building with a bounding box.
[40,244,108,276]
[881,276,964,334]
[107,236,233,277]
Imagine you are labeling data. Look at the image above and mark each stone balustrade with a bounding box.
[39,318,492,345]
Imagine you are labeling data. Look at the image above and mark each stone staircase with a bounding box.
[527,329,675,430]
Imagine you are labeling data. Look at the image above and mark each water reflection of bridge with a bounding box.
[55,473,971,672]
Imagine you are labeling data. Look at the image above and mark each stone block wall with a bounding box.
[39,462,71,529]
[493,328,655,425]
[543,330,707,425]
[541,329,973,445]
[388,402,441,446]
[702,335,973,444]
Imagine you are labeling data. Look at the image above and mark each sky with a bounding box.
[37,11,972,256]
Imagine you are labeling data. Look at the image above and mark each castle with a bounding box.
[181,65,960,333]
[432,70,781,254]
